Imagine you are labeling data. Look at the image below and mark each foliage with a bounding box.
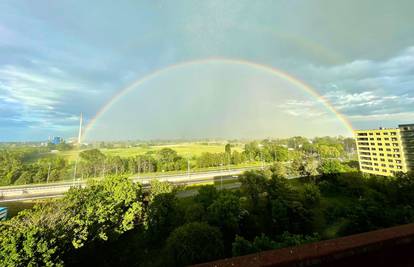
[165,222,224,266]
[148,179,174,202]
[194,185,218,209]
[2,143,413,266]
[0,176,145,267]
[147,193,182,243]
[232,232,320,257]
[207,191,244,236]
[301,183,321,207]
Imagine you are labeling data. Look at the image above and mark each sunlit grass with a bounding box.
[43,142,244,162]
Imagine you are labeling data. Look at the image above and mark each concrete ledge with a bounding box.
[194,223,414,267]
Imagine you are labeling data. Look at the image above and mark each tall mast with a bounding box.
[78,112,83,145]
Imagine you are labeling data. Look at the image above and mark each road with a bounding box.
[0,167,256,203]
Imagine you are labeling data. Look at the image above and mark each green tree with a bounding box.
[318,159,345,175]
[225,143,232,155]
[148,179,174,202]
[147,193,181,243]
[63,176,145,248]
[194,185,218,209]
[239,171,268,209]
[270,162,287,178]
[0,175,145,266]
[208,192,244,237]
[165,222,224,266]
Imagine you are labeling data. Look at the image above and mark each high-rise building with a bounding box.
[355,124,413,176]
[399,124,414,172]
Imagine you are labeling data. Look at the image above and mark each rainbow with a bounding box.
[83,58,353,140]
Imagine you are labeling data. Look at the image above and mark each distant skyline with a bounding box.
[1,1,414,141]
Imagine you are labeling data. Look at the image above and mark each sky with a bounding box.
[0,0,413,141]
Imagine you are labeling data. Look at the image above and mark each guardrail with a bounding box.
[0,168,252,202]
[0,166,260,191]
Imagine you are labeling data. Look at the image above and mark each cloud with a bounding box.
[278,99,327,118]
[0,63,98,138]
[298,46,414,123]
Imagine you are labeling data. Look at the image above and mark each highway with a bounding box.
[0,167,256,203]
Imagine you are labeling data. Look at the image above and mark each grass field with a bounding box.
[50,142,244,162]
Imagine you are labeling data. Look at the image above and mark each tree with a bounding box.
[79,149,106,177]
[239,171,268,209]
[244,142,260,161]
[208,192,244,237]
[0,202,69,267]
[147,193,181,243]
[165,222,224,266]
[148,179,174,202]
[225,143,232,155]
[194,185,218,209]
[318,159,346,176]
[270,162,287,178]
[0,175,145,266]
[299,157,319,178]
[63,176,145,248]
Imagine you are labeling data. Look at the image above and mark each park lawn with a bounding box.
[102,142,244,158]
[44,142,244,163]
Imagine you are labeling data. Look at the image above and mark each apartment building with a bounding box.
[355,125,413,176]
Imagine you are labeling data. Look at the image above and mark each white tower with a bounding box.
[78,113,83,145]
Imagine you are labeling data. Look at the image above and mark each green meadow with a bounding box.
[48,142,244,162]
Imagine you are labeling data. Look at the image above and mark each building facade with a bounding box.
[399,124,414,172]
[355,125,413,176]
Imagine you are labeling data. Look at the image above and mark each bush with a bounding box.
[232,235,256,257]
